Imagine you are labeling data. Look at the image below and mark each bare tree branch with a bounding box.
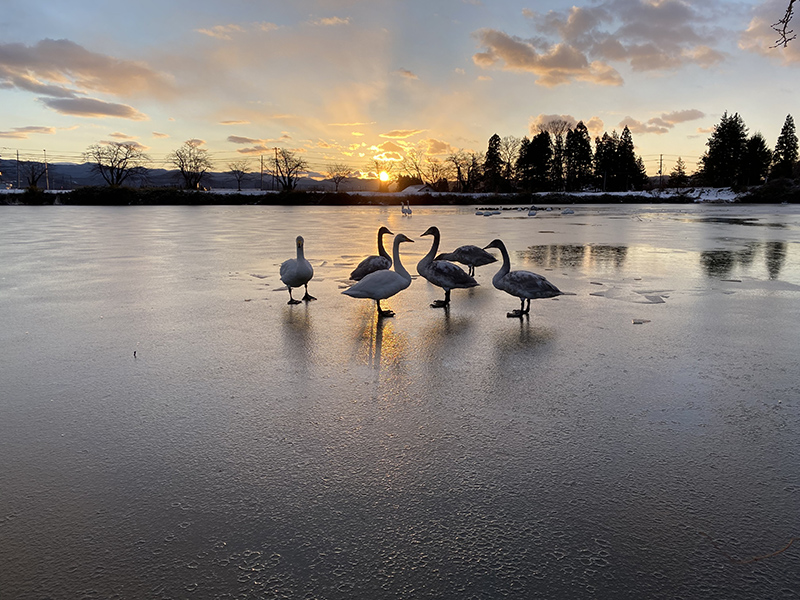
[772,0,796,47]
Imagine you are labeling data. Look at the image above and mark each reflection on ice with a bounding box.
[520,244,629,271]
[700,241,788,279]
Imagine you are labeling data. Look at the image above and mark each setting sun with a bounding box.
[379,171,389,182]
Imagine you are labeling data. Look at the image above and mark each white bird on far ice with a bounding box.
[349,226,393,281]
[280,235,315,305]
[434,245,497,277]
[342,234,414,318]
[483,238,562,318]
[417,226,478,308]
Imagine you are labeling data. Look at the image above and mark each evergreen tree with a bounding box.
[741,133,773,186]
[669,157,690,189]
[594,132,619,191]
[618,126,641,191]
[482,134,503,192]
[698,111,748,187]
[565,122,593,191]
[516,131,553,192]
[772,114,798,179]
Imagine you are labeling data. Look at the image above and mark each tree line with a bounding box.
[3,113,798,194]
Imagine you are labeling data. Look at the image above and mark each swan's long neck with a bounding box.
[420,229,440,267]
[393,239,411,281]
[378,231,390,260]
[492,242,511,285]
[296,244,305,262]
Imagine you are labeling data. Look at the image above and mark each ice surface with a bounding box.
[1,203,799,599]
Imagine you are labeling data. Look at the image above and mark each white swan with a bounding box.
[483,238,562,318]
[434,244,497,277]
[342,234,414,318]
[280,235,315,305]
[349,226,393,281]
[417,226,478,308]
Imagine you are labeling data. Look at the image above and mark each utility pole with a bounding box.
[17,150,20,189]
[658,154,663,190]
[260,155,263,190]
[43,149,50,190]
[274,147,279,191]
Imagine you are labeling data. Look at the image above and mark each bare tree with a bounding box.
[84,142,150,187]
[402,146,453,187]
[499,136,522,184]
[227,159,251,191]
[773,0,796,47]
[270,149,308,191]
[21,161,48,190]
[325,162,353,192]
[168,140,213,189]
[539,120,571,190]
[447,150,483,192]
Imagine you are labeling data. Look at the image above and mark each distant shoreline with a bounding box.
[2,183,798,206]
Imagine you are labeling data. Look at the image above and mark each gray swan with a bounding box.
[483,238,562,318]
[434,244,497,277]
[417,226,478,308]
[350,226,393,281]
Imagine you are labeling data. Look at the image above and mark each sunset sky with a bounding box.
[1,0,798,178]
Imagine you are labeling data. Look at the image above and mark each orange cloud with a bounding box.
[380,129,425,139]
[0,125,56,139]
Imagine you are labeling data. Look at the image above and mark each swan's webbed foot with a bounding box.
[287,298,301,305]
[302,293,316,302]
[506,309,524,318]
[430,299,449,308]
[378,309,395,318]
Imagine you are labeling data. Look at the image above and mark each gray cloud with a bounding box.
[0,38,175,100]
[476,1,728,86]
[619,109,705,135]
[40,97,147,120]
[473,28,623,86]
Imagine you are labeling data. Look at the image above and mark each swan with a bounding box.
[349,226,393,281]
[280,235,315,305]
[342,234,414,317]
[434,245,497,277]
[483,238,562,318]
[417,226,478,308]
[405,201,412,216]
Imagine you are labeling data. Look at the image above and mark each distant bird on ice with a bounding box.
[435,244,497,277]
[342,233,414,318]
[401,201,413,216]
[417,226,478,308]
[483,238,562,318]
[280,235,315,305]
[350,226,393,281]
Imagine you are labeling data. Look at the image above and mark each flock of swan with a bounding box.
[280,225,563,319]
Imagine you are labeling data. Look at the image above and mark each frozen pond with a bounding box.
[1,203,799,599]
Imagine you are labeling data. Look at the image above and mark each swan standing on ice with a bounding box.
[350,226,393,281]
[342,234,414,318]
[417,226,478,308]
[280,235,315,305]
[483,238,562,318]
[434,245,497,277]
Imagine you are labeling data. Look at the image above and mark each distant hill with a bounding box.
[0,159,382,192]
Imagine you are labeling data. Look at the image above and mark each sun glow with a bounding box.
[379,171,389,182]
